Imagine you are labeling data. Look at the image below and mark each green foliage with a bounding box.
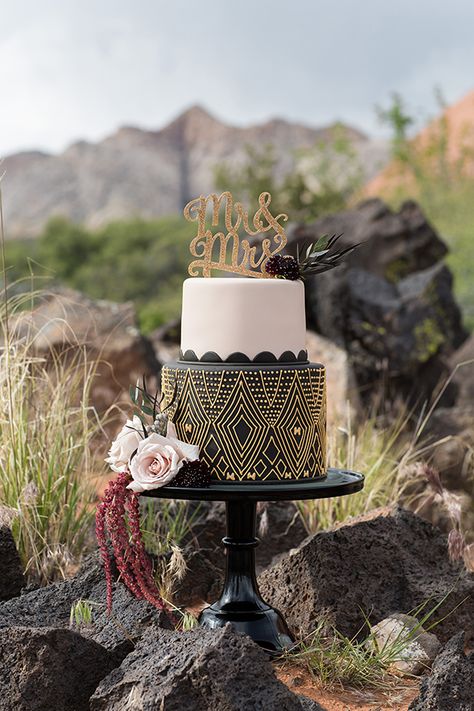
[70,599,94,627]
[377,90,474,330]
[376,92,415,165]
[176,611,199,631]
[4,215,195,329]
[0,187,103,584]
[214,143,283,213]
[3,128,364,326]
[214,126,364,223]
[413,318,445,363]
[38,217,96,279]
[288,618,407,690]
[138,299,174,333]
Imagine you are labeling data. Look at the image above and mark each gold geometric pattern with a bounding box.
[162,363,327,482]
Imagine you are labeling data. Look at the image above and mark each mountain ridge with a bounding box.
[2,105,386,237]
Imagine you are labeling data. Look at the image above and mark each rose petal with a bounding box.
[170,438,200,462]
[105,416,143,472]
[109,462,128,473]
[166,421,178,439]
[127,480,145,493]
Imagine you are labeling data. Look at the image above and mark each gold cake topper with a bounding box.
[183,191,288,277]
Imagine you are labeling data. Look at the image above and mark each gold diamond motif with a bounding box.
[162,364,326,482]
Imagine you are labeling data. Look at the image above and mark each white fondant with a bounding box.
[181,278,307,360]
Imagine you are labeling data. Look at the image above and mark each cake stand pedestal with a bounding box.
[143,468,364,654]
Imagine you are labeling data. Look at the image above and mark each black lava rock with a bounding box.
[0,553,172,656]
[171,547,223,607]
[0,626,116,711]
[91,624,320,710]
[0,526,24,601]
[409,632,474,710]
[258,506,474,644]
[288,199,467,406]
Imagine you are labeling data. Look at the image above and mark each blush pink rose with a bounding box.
[127,432,199,492]
[105,416,143,473]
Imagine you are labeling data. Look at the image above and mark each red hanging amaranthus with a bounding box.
[95,470,174,621]
[96,377,207,621]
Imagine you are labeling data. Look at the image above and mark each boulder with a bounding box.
[305,330,360,425]
[149,318,181,363]
[422,407,474,492]
[370,613,441,675]
[255,501,309,572]
[409,632,474,710]
[342,263,464,403]
[290,199,448,282]
[10,287,160,412]
[400,484,474,553]
[91,624,321,710]
[0,626,116,711]
[0,526,25,601]
[288,199,467,405]
[450,333,474,408]
[0,553,172,655]
[406,407,474,541]
[258,506,474,644]
[187,500,227,550]
[298,698,326,711]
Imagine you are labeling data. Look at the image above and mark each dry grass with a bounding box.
[297,411,411,532]
[284,596,448,691]
[0,184,105,584]
[297,370,468,534]
[0,332,103,583]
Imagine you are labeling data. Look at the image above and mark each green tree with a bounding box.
[376,92,415,165]
[214,126,363,223]
[4,215,195,330]
[214,144,284,213]
[38,217,96,279]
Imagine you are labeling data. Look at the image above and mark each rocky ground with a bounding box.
[0,505,473,710]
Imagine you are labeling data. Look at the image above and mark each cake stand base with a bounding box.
[199,498,294,653]
[143,469,364,654]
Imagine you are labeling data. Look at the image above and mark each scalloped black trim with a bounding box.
[180,349,308,364]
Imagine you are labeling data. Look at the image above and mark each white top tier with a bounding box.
[180,277,306,360]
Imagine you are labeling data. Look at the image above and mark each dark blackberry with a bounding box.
[264,254,300,280]
[172,459,211,488]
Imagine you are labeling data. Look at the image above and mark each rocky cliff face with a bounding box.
[1,105,387,237]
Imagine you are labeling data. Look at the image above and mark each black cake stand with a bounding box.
[143,468,364,654]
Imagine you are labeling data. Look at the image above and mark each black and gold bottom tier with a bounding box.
[161,361,327,483]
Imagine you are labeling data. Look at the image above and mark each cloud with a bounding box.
[0,0,473,155]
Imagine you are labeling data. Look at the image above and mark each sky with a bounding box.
[1,0,474,156]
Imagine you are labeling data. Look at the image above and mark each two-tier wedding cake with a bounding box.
[98,191,359,627]
[157,190,358,486]
[161,276,327,483]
